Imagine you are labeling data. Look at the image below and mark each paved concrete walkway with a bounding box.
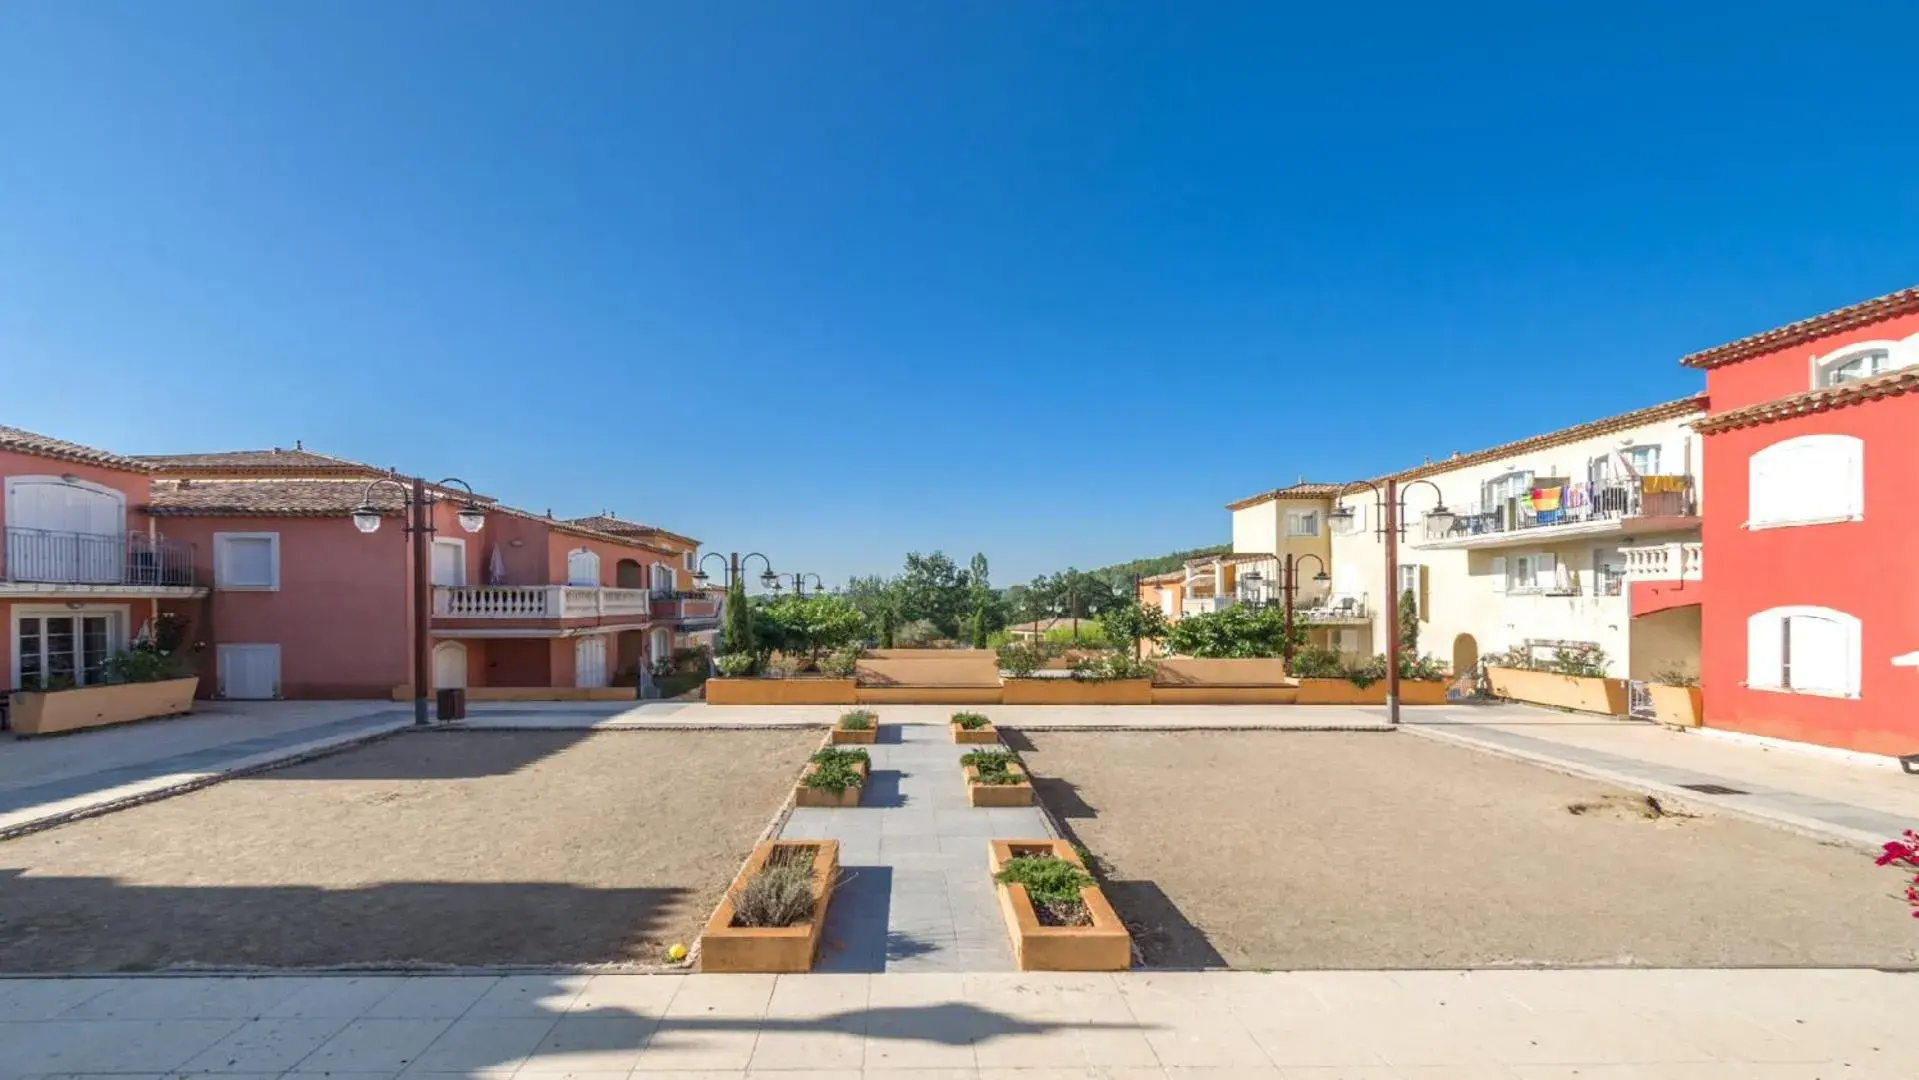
[462,701,1400,731]
[781,723,1053,974]
[0,701,409,835]
[1,967,1911,1076]
[1406,703,1919,850]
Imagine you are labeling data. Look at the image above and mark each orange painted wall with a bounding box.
[1699,396,1919,754]
[1705,310,1919,413]
[157,514,411,698]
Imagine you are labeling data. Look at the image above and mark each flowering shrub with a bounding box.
[1876,830,1919,918]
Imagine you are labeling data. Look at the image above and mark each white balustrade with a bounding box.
[1623,542,1703,582]
[434,584,657,620]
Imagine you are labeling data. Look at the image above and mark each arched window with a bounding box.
[1812,336,1915,388]
[566,548,601,586]
[1746,606,1860,697]
[1748,434,1863,528]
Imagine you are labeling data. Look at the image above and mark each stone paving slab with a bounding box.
[0,968,1912,1076]
[780,722,1053,973]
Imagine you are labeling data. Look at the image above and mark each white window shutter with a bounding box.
[1746,612,1783,688]
[1841,438,1865,518]
[1788,615,1848,695]
[1490,557,1506,593]
[1748,452,1775,524]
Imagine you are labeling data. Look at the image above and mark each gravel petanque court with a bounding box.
[0,729,818,972]
[1017,729,1919,970]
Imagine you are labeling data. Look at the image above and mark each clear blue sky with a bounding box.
[4,3,1915,587]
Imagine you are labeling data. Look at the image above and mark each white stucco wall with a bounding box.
[1326,409,1705,677]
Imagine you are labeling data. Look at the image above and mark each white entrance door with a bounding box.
[433,642,468,689]
[218,644,281,699]
[574,636,608,688]
[650,628,672,671]
[431,540,465,586]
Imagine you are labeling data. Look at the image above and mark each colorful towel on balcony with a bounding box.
[1530,485,1563,512]
[1640,475,1688,495]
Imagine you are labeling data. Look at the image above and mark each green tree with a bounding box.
[1101,600,1169,656]
[898,551,975,637]
[721,574,754,657]
[969,607,987,649]
[1163,604,1306,658]
[878,606,897,649]
[1398,588,1420,654]
[756,593,867,662]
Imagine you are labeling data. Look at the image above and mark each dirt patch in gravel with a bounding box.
[1021,730,1919,970]
[0,729,818,971]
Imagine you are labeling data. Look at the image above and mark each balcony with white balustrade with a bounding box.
[431,584,653,635]
[1624,541,1703,617]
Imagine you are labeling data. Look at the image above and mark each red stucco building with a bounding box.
[2,427,713,707]
[1684,286,1919,755]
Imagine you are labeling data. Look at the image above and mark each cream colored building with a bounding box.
[1325,395,1707,679]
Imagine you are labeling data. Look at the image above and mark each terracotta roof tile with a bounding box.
[1679,286,1919,370]
[1224,481,1344,511]
[564,513,699,548]
[1692,368,1918,434]
[136,446,387,477]
[144,479,409,517]
[0,425,149,471]
[1381,394,1708,485]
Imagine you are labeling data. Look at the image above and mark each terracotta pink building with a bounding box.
[1,427,710,710]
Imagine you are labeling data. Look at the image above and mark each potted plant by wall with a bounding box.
[950,711,999,744]
[700,839,840,972]
[831,708,879,744]
[1289,648,1450,705]
[794,746,870,807]
[998,643,1155,704]
[1646,666,1703,727]
[987,840,1130,971]
[705,650,860,705]
[10,614,202,736]
[962,747,1033,807]
[1484,645,1630,716]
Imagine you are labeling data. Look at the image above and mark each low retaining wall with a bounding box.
[1294,679,1449,706]
[705,678,859,705]
[391,685,636,703]
[1647,684,1703,727]
[1150,685,1300,705]
[1486,667,1627,716]
[1001,678,1153,705]
[9,678,199,735]
[857,685,1002,705]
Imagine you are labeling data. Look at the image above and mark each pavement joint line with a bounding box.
[1405,722,1889,853]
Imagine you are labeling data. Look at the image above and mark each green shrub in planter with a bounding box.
[1287,646,1345,678]
[951,712,991,729]
[731,848,816,928]
[961,747,1023,785]
[837,709,876,730]
[993,854,1094,926]
[716,652,758,677]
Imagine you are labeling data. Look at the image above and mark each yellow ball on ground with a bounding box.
[666,942,688,963]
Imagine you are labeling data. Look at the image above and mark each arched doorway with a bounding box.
[1451,633,1479,677]
[615,558,644,589]
[433,641,468,689]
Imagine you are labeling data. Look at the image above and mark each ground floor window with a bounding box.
[14,610,123,690]
[1746,605,1860,697]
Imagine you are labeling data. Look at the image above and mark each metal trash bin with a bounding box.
[435,687,467,721]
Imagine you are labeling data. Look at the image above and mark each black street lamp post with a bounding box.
[1328,478,1451,726]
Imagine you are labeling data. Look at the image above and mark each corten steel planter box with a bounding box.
[1151,684,1301,705]
[1000,677,1153,705]
[1648,684,1704,727]
[965,763,1034,807]
[987,839,1130,971]
[700,839,840,973]
[1486,667,1629,716]
[857,685,1002,705]
[704,678,859,706]
[10,678,199,736]
[830,719,878,744]
[951,720,1000,744]
[1292,678,1449,706]
[793,758,868,807]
